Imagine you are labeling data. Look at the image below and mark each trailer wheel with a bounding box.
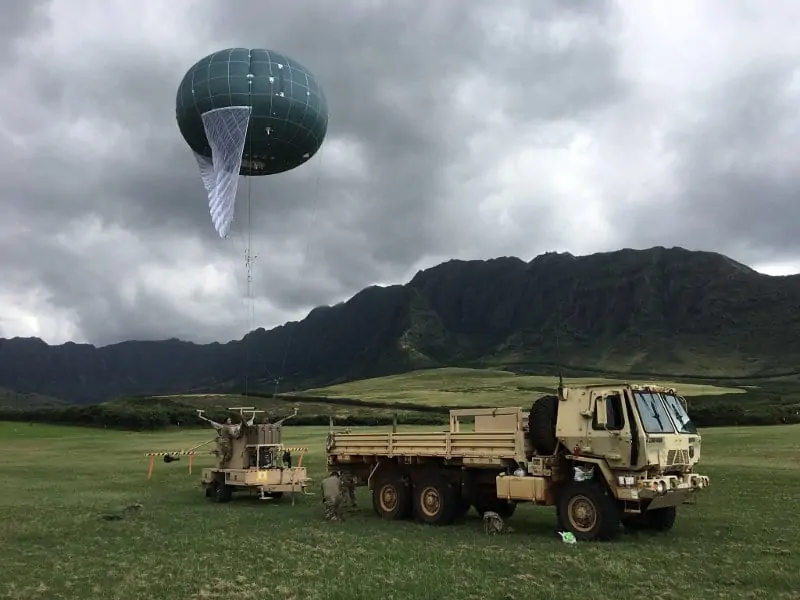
[412,474,457,525]
[623,506,676,532]
[210,480,232,503]
[557,481,620,541]
[528,395,559,455]
[372,474,412,520]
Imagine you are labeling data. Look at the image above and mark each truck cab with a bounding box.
[515,383,709,538]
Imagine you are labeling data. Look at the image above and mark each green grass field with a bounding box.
[298,367,745,406]
[2,420,798,600]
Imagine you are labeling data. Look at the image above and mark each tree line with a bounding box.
[0,388,797,431]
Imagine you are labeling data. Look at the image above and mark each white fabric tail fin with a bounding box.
[193,106,252,238]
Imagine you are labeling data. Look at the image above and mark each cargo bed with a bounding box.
[326,430,524,466]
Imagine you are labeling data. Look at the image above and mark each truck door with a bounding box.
[590,390,633,466]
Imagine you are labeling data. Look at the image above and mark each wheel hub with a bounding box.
[568,495,597,532]
[380,485,397,512]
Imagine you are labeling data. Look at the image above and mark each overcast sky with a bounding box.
[1,0,799,347]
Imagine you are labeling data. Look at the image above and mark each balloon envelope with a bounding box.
[175,47,329,177]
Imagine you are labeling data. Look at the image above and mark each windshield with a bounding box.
[661,393,698,434]
[633,392,675,434]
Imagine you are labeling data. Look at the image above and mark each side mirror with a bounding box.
[594,396,608,428]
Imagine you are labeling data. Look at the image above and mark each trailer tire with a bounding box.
[557,481,620,541]
[210,480,232,503]
[412,474,457,526]
[528,394,559,455]
[372,474,412,520]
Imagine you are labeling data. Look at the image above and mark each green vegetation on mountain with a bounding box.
[0,387,65,409]
[2,245,800,412]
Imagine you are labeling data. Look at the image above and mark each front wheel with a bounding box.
[556,481,620,541]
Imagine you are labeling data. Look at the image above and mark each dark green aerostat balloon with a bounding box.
[175,47,329,177]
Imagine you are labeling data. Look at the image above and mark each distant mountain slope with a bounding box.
[0,387,66,409]
[2,245,799,404]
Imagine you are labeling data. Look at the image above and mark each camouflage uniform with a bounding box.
[321,473,343,521]
[340,471,358,509]
[483,511,511,535]
[216,422,237,466]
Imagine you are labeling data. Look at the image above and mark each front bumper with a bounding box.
[640,472,709,494]
[633,472,709,503]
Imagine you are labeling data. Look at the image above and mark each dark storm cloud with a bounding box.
[0,2,48,56]
[620,58,800,265]
[0,0,628,345]
[202,0,626,266]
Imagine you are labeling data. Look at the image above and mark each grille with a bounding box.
[667,449,690,465]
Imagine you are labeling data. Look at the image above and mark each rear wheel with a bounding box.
[556,481,620,541]
[372,473,412,520]
[412,474,457,525]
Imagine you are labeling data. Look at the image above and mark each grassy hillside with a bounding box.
[0,387,66,408]
[296,367,744,407]
[0,421,797,599]
[148,392,431,421]
[2,365,798,430]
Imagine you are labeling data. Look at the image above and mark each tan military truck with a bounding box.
[325,383,710,541]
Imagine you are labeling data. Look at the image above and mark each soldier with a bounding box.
[320,471,344,521]
[200,415,241,467]
[339,471,358,510]
[483,510,513,535]
[216,417,239,465]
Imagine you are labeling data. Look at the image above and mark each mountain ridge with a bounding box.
[2,245,800,404]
